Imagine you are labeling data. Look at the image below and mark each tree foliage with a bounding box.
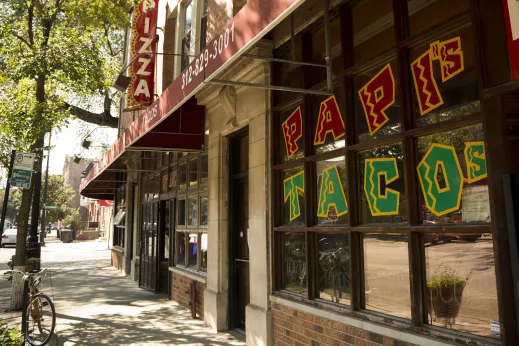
[43,175,76,222]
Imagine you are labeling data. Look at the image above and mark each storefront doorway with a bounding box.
[229,129,250,330]
[139,202,159,291]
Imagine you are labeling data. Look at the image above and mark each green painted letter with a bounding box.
[364,158,400,216]
[317,166,348,218]
[284,171,305,221]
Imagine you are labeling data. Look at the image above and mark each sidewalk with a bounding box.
[0,238,245,345]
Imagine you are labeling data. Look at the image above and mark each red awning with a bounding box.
[80,0,304,200]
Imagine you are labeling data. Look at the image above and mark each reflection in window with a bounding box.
[282,166,305,225]
[169,167,177,189]
[179,162,187,190]
[282,232,306,295]
[358,144,407,224]
[177,232,186,266]
[353,0,394,63]
[201,155,208,185]
[200,233,208,272]
[310,17,342,87]
[200,196,208,226]
[188,233,198,268]
[364,234,411,319]
[188,197,197,226]
[177,199,186,226]
[317,234,350,305]
[408,0,470,37]
[316,157,348,225]
[189,158,198,186]
[417,125,490,224]
[425,233,498,339]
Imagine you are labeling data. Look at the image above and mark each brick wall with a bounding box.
[207,0,231,44]
[272,303,417,346]
[111,249,123,271]
[170,271,205,318]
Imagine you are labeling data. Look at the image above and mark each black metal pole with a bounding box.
[0,150,16,248]
[27,137,44,268]
[40,133,51,246]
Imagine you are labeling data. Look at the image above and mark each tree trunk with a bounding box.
[10,187,33,310]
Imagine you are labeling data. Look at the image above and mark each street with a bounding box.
[0,233,245,346]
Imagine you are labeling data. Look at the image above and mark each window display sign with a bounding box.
[462,185,490,222]
[364,158,400,216]
[317,165,348,218]
[313,96,345,145]
[282,107,303,159]
[284,171,304,221]
[464,142,487,183]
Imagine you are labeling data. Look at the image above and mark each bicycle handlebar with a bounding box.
[3,268,47,276]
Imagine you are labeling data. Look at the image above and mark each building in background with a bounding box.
[64,155,92,228]
[79,1,519,346]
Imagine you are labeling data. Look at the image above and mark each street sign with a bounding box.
[45,206,60,210]
[11,152,35,189]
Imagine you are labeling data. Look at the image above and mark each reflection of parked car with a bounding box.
[443,234,482,242]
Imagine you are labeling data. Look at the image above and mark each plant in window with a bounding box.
[426,264,472,325]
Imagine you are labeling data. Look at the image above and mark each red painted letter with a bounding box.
[314,95,346,145]
[282,107,303,159]
[358,63,396,136]
[411,50,444,116]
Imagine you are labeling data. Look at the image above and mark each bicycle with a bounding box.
[4,269,56,346]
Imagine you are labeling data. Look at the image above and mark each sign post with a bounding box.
[11,152,35,189]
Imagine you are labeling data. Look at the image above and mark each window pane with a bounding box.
[274,38,302,105]
[282,166,305,225]
[201,154,208,185]
[161,169,168,192]
[169,166,177,189]
[316,157,348,225]
[188,158,198,186]
[188,197,197,226]
[177,199,186,226]
[364,233,411,319]
[279,107,304,162]
[188,233,197,268]
[354,60,401,142]
[200,196,208,226]
[358,143,407,224]
[410,25,479,127]
[317,234,350,305]
[200,233,208,272]
[310,17,342,87]
[179,162,187,190]
[313,88,346,154]
[417,125,490,224]
[165,201,170,261]
[282,232,306,295]
[177,232,186,266]
[425,233,498,339]
[353,0,395,63]
[184,1,192,35]
[408,0,470,37]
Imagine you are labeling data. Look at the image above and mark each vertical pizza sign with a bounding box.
[128,0,159,108]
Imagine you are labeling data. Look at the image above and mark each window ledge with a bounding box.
[269,295,499,346]
[111,246,124,253]
[169,266,207,284]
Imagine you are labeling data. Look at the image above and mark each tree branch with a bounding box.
[63,102,118,128]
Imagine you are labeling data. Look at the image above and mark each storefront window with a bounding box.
[317,233,350,305]
[425,233,498,339]
[179,162,187,190]
[169,166,177,189]
[358,143,407,224]
[282,166,305,225]
[200,233,208,272]
[201,154,208,185]
[353,0,394,63]
[188,233,197,268]
[316,157,348,225]
[417,125,490,225]
[408,0,470,37]
[188,196,197,226]
[279,106,304,162]
[188,158,198,186]
[177,199,186,226]
[312,88,346,154]
[177,232,186,266]
[200,196,208,226]
[282,232,306,295]
[354,60,401,142]
[363,233,411,319]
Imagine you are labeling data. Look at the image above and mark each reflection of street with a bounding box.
[364,237,411,320]
[426,235,498,339]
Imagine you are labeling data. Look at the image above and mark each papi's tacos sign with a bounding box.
[281,36,488,220]
[128,0,160,108]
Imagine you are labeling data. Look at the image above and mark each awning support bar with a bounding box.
[323,0,333,93]
[241,54,327,68]
[207,80,333,96]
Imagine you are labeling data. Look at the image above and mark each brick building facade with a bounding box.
[80,1,519,345]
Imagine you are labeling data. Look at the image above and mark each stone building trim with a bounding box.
[169,266,207,284]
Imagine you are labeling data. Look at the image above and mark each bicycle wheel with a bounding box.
[24,293,56,346]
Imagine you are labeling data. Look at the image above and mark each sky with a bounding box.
[48,119,118,175]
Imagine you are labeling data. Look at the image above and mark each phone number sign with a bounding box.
[11,152,35,189]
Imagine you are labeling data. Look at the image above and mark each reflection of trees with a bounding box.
[318,246,349,303]
[417,123,483,156]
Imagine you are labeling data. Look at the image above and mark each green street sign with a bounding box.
[45,206,60,210]
[11,152,35,189]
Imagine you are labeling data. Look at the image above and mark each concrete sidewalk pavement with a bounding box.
[0,240,245,346]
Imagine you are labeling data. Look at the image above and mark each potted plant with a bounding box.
[0,322,23,346]
[426,264,471,323]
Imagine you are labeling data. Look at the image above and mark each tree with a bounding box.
[0,0,132,309]
[41,175,75,223]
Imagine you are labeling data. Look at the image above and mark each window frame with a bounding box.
[272,1,498,343]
